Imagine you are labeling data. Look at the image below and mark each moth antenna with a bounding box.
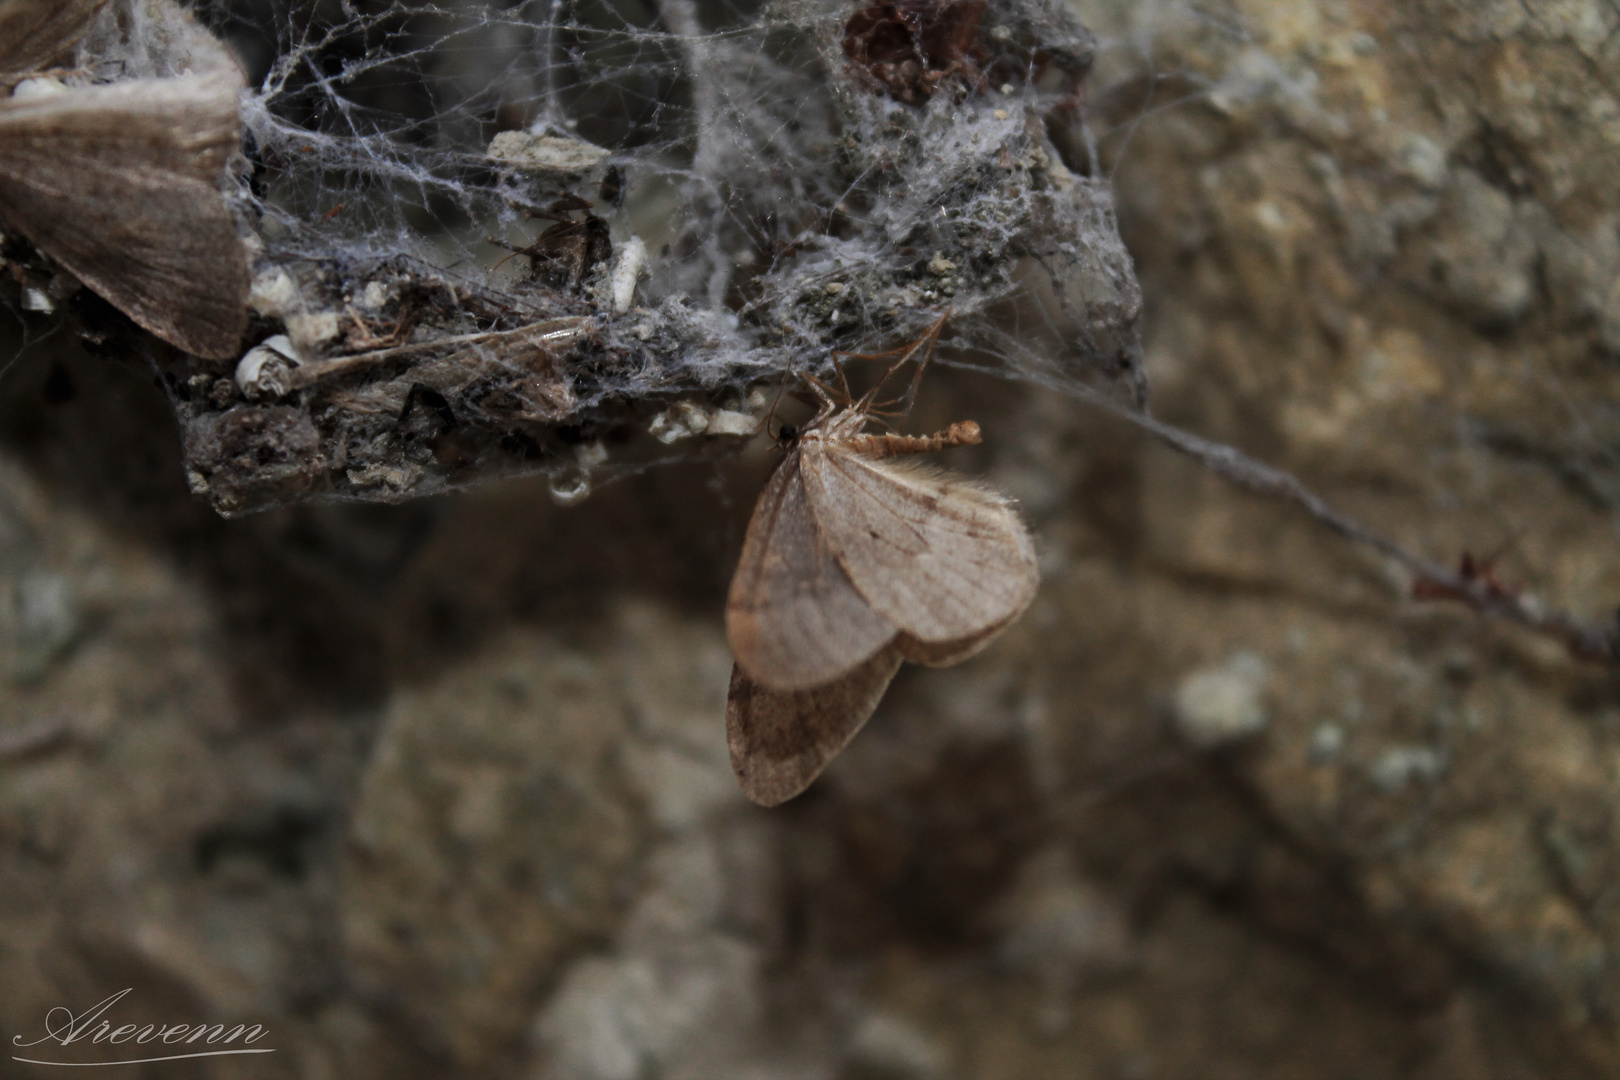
[839,419,982,456]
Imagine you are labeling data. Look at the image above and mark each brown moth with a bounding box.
[725,318,1039,806]
[0,0,109,86]
[0,1,250,359]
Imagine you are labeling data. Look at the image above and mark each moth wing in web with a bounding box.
[726,451,897,692]
[802,449,1039,645]
[725,645,904,806]
[0,0,109,79]
[0,73,250,357]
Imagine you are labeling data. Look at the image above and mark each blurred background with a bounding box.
[3,0,1620,1077]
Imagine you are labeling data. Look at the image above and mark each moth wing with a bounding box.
[726,452,897,692]
[0,0,108,80]
[0,73,249,358]
[896,622,1012,668]
[802,448,1039,645]
[725,645,903,806]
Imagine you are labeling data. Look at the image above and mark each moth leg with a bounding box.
[795,369,844,425]
[886,309,949,422]
[829,311,951,422]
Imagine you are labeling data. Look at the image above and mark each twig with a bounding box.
[286,318,592,391]
[1060,381,1620,666]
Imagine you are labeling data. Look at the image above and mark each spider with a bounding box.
[488,194,612,293]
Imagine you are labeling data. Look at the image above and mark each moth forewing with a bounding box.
[896,618,1018,668]
[726,450,899,692]
[801,450,1040,644]
[726,645,904,807]
[0,69,250,357]
[0,0,109,84]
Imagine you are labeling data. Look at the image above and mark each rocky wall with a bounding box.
[3,0,1620,1077]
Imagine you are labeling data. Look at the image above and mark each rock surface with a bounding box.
[2,0,1619,1077]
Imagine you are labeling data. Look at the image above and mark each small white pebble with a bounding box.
[1173,651,1270,748]
[21,286,53,313]
[1398,134,1448,190]
[15,572,77,653]
[1308,721,1345,763]
[848,1014,949,1080]
[1370,746,1445,793]
[927,252,957,275]
[823,281,846,295]
[11,76,67,100]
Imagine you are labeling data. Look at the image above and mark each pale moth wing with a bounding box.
[724,314,1040,806]
[726,452,898,692]
[800,451,1039,645]
[0,0,109,82]
[0,70,250,358]
[895,619,1016,668]
[726,645,904,807]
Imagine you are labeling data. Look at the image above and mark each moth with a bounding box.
[0,0,108,85]
[0,0,250,359]
[725,317,1040,805]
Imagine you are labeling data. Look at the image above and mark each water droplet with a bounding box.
[548,470,592,506]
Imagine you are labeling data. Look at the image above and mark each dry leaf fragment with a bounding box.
[725,319,1039,805]
[0,0,109,85]
[0,52,249,357]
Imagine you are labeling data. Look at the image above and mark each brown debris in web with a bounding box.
[841,0,991,105]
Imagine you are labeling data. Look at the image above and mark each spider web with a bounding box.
[138,0,1144,512]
